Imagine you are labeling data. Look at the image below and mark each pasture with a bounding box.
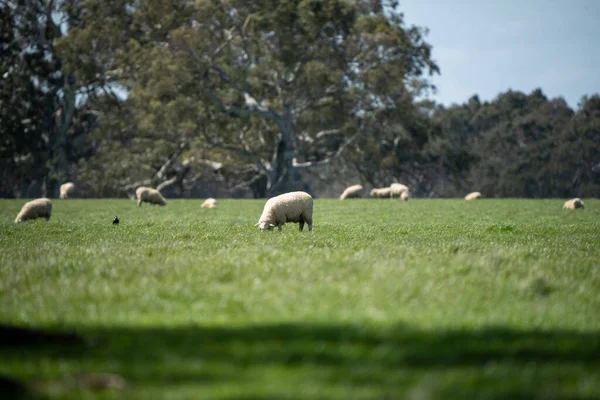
[1,198,599,399]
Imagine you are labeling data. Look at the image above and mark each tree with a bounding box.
[550,95,600,197]
[424,89,578,198]
[424,95,482,196]
[0,0,113,198]
[60,0,439,197]
[468,90,574,197]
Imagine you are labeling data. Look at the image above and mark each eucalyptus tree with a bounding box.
[62,0,438,196]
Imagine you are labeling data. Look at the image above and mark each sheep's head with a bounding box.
[255,221,275,231]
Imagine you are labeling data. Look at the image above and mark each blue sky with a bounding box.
[400,0,600,108]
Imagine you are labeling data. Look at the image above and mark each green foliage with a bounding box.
[2,2,598,199]
[0,1,111,198]
[53,0,439,197]
[426,91,599,198]
[1,198,600,398]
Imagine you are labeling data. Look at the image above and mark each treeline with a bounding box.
[423,90,600,198]
[1,1,598,199]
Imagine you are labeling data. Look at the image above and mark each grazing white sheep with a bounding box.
[465,192,482,200]
[135,186,166,207]
[562,198,584,210]
[59,182,75,199]
[369,187,392,198]
[15,198,52,223]
[390,183,409,200]
[339,184,364,200]
[201,198,217,208]
[256,191,313,232]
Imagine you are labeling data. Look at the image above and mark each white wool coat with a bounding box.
[15,198,53,223]
[257,191,313,231]
[136,187,166,206]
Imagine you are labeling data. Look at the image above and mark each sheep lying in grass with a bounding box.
[201,198,217,208]
[562,198,584,210]
[60,182,75,199]
[256,191,313,232]
[370,187,392,198]
[135,186,166,207]
[15,198,52,223]
[465,192,481,200]
[339,184,364,200]
[390,183,409,200]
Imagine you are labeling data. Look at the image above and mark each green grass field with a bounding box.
[1,198,599,399]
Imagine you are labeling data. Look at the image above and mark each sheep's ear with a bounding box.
[254,223,259,226]
[269,223,275,228]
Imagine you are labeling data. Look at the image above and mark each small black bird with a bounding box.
[112,216,119,225]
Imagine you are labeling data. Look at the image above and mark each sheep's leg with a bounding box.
[305,217,313,232]
[137,199,142,207]
[299,220,305,231]
[278,225,283,232]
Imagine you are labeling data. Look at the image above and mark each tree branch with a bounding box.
[156,160,191,192]
[122,179,151,192]
[230,171,266,191]
[155,141,189,181]
[293,130,361,169]
[206,91,279,123]
[120,141,189,193]
[315,128,342,139]
[199,126,270,177]
[177,35,279,121]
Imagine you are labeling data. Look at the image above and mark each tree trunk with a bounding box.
[268,105,296,196]
[47,86,76,197]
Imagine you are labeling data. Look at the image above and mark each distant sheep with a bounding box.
[201,198,217,208]
[562,198,584,210]
[135,186,166,207]
[15,198,52,223]
[60,182,75,199]
[370,187,392,198]
[339,184,364,200]
[465,192,481,200]
[390,183,409,200]
[256,191,313,232]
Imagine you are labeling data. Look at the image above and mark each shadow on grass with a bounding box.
[0,374,46,400]
[1,323,599,399]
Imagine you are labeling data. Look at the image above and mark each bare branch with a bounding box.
[207,91,279,123]
[120,141,189,193]
[230,171,266,191]
[213,27,236,58]
[293,130,361,169]
[241,14,255,36]
[266,165,290,193]
[199,126,269,176]
[197,159,223,171]
[155,176,179,192]
[315,128,342,139]
[156,141,189,181]
[122,179,151,192]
